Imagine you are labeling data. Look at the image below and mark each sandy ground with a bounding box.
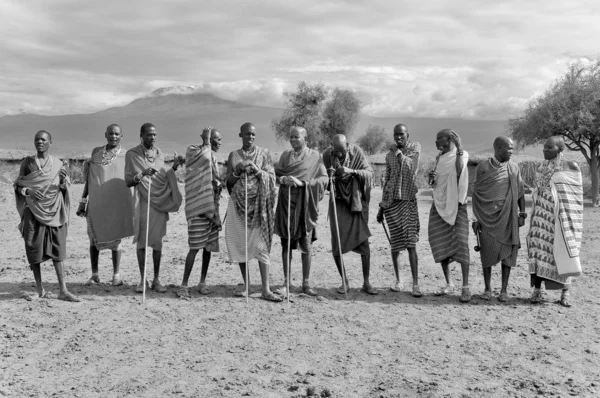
[1,178,599,398]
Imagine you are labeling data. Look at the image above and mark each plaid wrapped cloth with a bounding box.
[380,142,421,209]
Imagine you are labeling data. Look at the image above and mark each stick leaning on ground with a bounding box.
[142,176,152,304]
[329,173,348,300]
[245,173,249,304]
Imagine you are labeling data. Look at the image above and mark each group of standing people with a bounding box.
[13,122,583,306]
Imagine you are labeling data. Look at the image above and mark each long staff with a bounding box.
[286,185,292,304]
[329,173,348,300]
[245,173,249,304]
[142,176,152,304]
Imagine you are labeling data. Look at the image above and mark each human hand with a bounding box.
[289,176,303,187]
[335,166,353,178]
[472,221,481,234]
[376,208,384,224]
[172,152,185,170]
[142,167,158,177]
[76,202,87,217]
[326,167,335,178]
[29,189,44,201]
[518,216,525,227]
[245,162,259,175]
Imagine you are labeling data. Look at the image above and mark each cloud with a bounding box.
[1,0,600,119]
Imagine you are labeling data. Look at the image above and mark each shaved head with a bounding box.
[290,126,307,138]
[547,135,565,151]
[393,124,408,134]
[493,136,514,162]
[493,136,512,149]
[332,134,346,147]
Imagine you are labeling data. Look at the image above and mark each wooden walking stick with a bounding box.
[381,216,391,245]
[286,185,292,304]
[245,173,249,304]
[142,176,152,304]
[329,172,348,300]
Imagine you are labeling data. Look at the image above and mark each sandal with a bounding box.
[177,287,191,299]
[85,275,100,285]
[196,283,210,295]
[302,285,318,296]
[459,287,471,303]
[412,284,423,298]
[480,290,492,301]
[111,274,123,286]
[337,282,350,294]
[498,292,509,302]
[559,290,571,307]
[530,288,542,304]
[435,284,455,296]
[390,280,402,292]
[261,292,283,302]
[361,285,379,295]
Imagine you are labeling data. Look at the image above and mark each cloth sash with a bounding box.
[184,145,215,220]
[432,148,468,225]
[84,147,134,243]
[14,155,70,229]
[323,143,372,212]
[472,159,520,246]
[274,148,327,239]
[552,170,583,259]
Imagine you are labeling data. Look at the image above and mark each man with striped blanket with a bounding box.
[427,129,471,302]
[323,134,378,295]
[125,123,184,293]
[77,124,133,287]
[274,126,328,297]
[224,122,281,302]
[472,137,525,302]
[14,130,80,302]
[528,136,583,307]
[377,124,423,297]
[178,127,223,298]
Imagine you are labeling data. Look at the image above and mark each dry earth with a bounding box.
[1,176,599,397]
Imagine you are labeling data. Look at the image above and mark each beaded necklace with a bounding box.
[35,155,53,175]
[240,146,256,160]
[142,145,156,164]
[102,145,122,166]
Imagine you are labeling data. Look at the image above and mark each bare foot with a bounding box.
[58,291,81,302]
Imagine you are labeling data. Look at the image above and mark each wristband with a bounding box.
[21,187,29,197]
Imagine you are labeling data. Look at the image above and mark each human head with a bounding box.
[435,128,460,153]
[239,122,256,150]
[332,134,347,159]
[393,124,409,149]
[493,136,514,162]
[140,122,157,148]
[289,126,307,151]
[34,130,52,154]
[105,124,123,148]
[210,129,222,152]
[543,135,565,160]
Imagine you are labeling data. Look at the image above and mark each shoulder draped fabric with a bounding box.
[380,141,421,208]
[432,148,469,226]
[472,159,522,246]
[125,145,182,249]
[227,147,276,252]
[84,147,134,244]
[323,144,372,254]
[14,155,71,229]
[184,145,215,220]
[274,148,327,240]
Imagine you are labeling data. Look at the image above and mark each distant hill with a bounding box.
[0,87,524,158]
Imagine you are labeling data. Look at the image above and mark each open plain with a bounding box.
[1,179,599,397]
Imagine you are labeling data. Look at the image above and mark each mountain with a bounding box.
[0,88,518,157]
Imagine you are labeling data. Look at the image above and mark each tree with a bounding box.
[319,88,362,149]
[356,125,388,155]
[507,60,600,204]
[271,82,328,149]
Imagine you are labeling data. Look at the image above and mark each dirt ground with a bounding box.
[1,177,599,398]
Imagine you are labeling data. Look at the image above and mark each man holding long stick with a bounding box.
[14,130,80,302]
[125,123,183,294]
[224,122,281,302]
[323,134,378,295]
[274,126,327,297]
[376,124,423,297]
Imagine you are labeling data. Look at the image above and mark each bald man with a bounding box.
[377,124,423,297]
[472,136,525,302]
[528,136,582,307]
[427,129,471,302]
[178,126,223,298]
[323,134,378,295]
[78,124,133,286]
[274,126,328,297]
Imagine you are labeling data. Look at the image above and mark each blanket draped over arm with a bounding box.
[14,155,71,230]
[184,145,215,220]
[274,148,327,239]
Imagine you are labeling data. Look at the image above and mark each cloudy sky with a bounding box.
[1,0,599,119]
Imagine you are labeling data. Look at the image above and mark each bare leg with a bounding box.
[90,245,99,275]
[281,246,293,287]
[301,252,316,296]
[235,262,250,296]
[391,250,401,284]
[440,259,451,285]
[181,249,199,287]
[407,247,419,286]
[53,260,80,302]
[199,249,211,284]
[482,266,492,294]
[111,250,121,275]
[460,261,469,287]
[333,255,349,289]
[361,254,378,295]
[258,261,274,296]
[31,263,44,297]
[151,250,166,292]
[136,248,145,284]
[500,263,511,294]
